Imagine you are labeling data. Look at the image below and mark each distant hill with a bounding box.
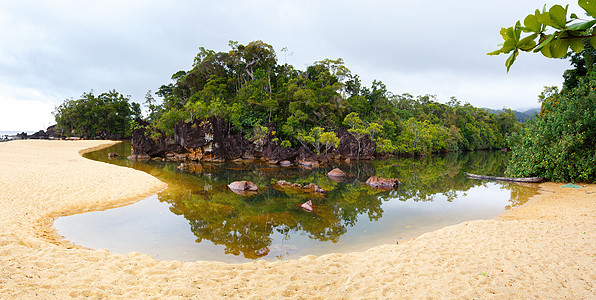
[485,107,540,122]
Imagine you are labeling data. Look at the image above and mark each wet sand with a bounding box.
[0,140,594,298]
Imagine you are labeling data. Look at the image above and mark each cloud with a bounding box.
[0,0,584,130]
[0,84,55,131]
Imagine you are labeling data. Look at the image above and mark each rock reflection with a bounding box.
[84,143,537,260]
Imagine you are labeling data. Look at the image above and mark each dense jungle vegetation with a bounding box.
[140,40,520,156]
[491,1,596,182]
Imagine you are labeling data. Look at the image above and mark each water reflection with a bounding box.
[77,143,537,261]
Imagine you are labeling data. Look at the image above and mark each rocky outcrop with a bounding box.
[130,116,379,164]
[296,146,319,168]
[131,119,169,156]
[336,127,376,159]
[29,130,47,139]
[175,116,250,161]
[46,125,62,139]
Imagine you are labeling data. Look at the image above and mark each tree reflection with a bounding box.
[85,143,536,260]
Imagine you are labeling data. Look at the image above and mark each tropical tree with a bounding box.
[53,90,141,138]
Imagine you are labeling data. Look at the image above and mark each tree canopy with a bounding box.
[53,90,141,138]
[146,40,520,156]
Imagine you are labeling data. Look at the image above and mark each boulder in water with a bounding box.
[300,200,313,212]
[365,176,399,190]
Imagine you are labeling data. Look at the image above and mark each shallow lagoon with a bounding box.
[55,142,538,263]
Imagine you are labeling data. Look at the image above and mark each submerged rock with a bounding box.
[300,200,313,212]
[228,181,258,192]
[275,180,325,194]
[127,154,151,161]
[365,176,399,190]
[327,168,346,178]
[302,183,326,193]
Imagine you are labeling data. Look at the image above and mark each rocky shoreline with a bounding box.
[130,116,378,167]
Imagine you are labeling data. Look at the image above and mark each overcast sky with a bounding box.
[0,1,580,131]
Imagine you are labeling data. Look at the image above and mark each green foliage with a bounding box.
[320,131,340,154]
[155,108,188,137]
[507,74,596,182]
[53,90,141,138]
[489,1,596,71]
[141,40,520,155]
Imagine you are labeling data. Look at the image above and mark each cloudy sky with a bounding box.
[0,0,580,131]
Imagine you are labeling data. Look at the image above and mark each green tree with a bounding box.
[507,76,596,182]
[53,90,141,138]
[320,131,340,154]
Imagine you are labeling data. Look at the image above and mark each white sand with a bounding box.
[0,140,594,298]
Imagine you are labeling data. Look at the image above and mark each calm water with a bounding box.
[55,142,538,263]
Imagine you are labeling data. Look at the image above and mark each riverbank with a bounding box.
[0,140,594,298]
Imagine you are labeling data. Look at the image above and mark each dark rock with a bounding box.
[262,142,298,162]
[297,146,317,162]
[16,132,27,139]
[107,152,119,158]
[336,127,376,159]
[46,125,62,139]
[175,116,250,161]
[131,119,168,157]
[29,130,47,139]
[365,176,399,190]
[296,146,319,168]
[94,130,125,140]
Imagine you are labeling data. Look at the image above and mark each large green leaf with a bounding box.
[502,39,517,53]
[520,40,537,51]
[534,34,555,52]
[505,50,519,72]
[569,38,584,53]
[549,38,569,58]
[541,42,553,58]
[549,5,567,29]
[517,33,538,45]
[579,0,596,18]
[514,21,522,40]
[566,20,596,31]
[506,27,515,39]
[487,49,502,56]
[524,14,541,32]
[537,11,555,28]
[590,35,596,50]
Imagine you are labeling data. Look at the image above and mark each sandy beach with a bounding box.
[0,140,594,298]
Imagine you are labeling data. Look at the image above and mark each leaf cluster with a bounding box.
[489,1,596,71]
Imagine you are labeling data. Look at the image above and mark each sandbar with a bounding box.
[0,140,594,298]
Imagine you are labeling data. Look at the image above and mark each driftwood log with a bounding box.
[464,173,543,183]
